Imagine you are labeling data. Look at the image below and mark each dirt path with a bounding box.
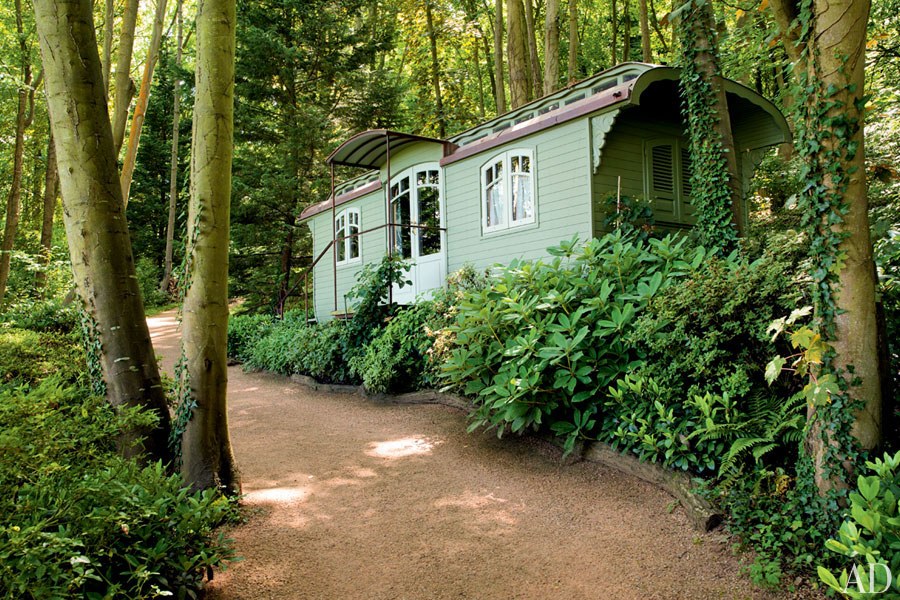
[149,311,779,600]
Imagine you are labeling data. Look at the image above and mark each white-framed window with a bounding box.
[645,138,694,225]
[335,207,361,265]
[481,149,536,233]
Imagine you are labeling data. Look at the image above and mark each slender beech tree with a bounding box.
[639,0,652,61]
[676,0,743,237]
[101,0,115,91]
[623,0,632,60]
[120,0,169,206]
[611,0,618,64]
[161,0,184,293]
[0,0,35,304]
[770,0,882,493]
[32,0,172,461]
[567,0,579,82]
[523,0,541,98]
[112,0,140,154]
[180,0,240,493]
[507,0,531,107]
[544,0,560,93]
[36,130,58,291]
[493,0,507,113]
[424,0,446,137]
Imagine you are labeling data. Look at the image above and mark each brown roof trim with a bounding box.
[299,179,383,222]
[440,83,632,166]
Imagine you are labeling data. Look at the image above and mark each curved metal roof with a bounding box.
[326,129,453,169]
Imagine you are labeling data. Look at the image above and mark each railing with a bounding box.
[278,221,446,322]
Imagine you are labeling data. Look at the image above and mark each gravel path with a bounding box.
[148,311,782,600]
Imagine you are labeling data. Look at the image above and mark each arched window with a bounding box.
[335,207,361,265]
[481,149,536,233]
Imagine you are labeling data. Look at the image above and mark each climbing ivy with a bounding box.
[673,0,740,254]
[168,207,204,461]
[78,306,106,397]
[781,0,864,500]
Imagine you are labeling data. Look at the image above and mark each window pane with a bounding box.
[348,213,360,259]
[391,192,412,259]
[428,170,439,185]
[511,174,533,222]
[418,186,441,256]
[349,235,359,259]
[495,161,503,179]
[511,156,519,172]
[417,171,426,186]
[521,155,531,173]
[486,181,504,228]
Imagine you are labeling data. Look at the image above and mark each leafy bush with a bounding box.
[354,265,489,394]
[0,328,86,387]
[135,256,169,308]
[0,380,237,599]
[818,451,900,597]
[596,247,807,475]
[440,231,704,453]
[1,298,81,334]
[227,312,275,363]
[244,319,356,384]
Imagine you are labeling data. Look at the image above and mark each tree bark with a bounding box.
[160,0,184,294]
[0,0,34,304]
[33,0,171,461]
[611,0,618,64]
[180,0,240,493]
[681,0,744,236]
[474,36,486,118]
[567,0,579,82]
[543,0,560,93]
[507,0,530,107]
[639,0,651,61]
[524,0,541,99]
[623,0,631,61]
[424,0,446,137]
[36,129,58,291]
[120,0,169,207]
[101,0,115,92]
[770,0,881,493]
[112,0,139,154]
[493,0,507,113]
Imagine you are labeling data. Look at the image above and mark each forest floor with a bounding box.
[149,310,795,600]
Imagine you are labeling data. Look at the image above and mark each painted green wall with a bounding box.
[444,118,593,273]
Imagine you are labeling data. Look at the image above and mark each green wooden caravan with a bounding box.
[299,62,790,322]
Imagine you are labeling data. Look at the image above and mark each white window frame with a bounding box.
[334,207,361,266]
[481,149,536,234]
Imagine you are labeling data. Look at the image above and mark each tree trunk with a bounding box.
[474,37,486,118]
[36,129,58,291]
[180,0,240,493]
[160,0,184,294]
[770,0,881,493]
[543,0,560,93]
[277,221,294,315]
[33,0,171,461]
[611,0,618,64]
[112,0,139,154]
[623,0,631,61]
[678,0,744,237]
[0,0,34,305]
[120,0,169,207]
[493,0,507,113]
[639,0,651,61]
[424,0,446,137]
[101,0,114,92]
[524,0,541,99]
[507,0,530,107]
[648,0,669,55]
[567,0,579,82]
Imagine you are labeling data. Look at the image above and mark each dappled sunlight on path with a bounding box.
[146,310,784,600]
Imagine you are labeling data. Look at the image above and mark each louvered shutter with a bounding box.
[647,141,676,222]
[679,145,696,224]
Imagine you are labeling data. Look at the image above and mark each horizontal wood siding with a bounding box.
[592,110,684,235]
[311,188,387,321]
[445,119,593,272]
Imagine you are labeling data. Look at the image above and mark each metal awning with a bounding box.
[326,129,455,169]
